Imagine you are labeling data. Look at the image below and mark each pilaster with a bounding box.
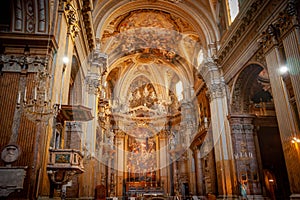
[277,1,300,125]
[258,2,300,194]
[200,60,238,198]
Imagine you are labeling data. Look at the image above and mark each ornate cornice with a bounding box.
[81,0,95,51]
[257,0,299,53]
[216,0,265,64]
[130,0,184,3]
[0,54,48,72]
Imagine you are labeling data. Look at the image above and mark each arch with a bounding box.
[68,55,83,105]
[106,53,193,102]
[93,1,219,51]
[230,63,272,114]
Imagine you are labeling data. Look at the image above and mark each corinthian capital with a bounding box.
[208,82,226,100]
[286,0,298,16]
[85,73,100,95]
[199,58,226,100]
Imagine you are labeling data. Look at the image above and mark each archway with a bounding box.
[92,3,215,197]
[230,64,290,199]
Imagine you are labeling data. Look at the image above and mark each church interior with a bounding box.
[0,0,300,199]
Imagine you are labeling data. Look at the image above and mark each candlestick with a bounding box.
[34,86,37,100]
[17,91,21,104]
[44,90,47,102]
[23,87,27,102]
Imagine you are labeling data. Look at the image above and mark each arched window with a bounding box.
[228,0,239,23]
[176,81,183,101]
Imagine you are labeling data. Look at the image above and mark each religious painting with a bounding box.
[127,129,157,182]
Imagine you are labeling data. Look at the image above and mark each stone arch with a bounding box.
[93,1,219,48]
[106,53,193,103]
[231,64,272,114]
[68,55,83,105]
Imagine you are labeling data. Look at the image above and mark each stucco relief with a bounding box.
[12,0,48,33]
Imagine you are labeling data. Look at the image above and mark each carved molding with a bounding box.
[91,50,108,73]
[257,1,299,53]
[12,0,48,33]
[0,54,48,72]
[64,0,80,40]
[85,74,100,95]
[216,0,265,64]
[81,0,95,50]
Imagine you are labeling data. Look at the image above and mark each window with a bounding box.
[228,0,239,23]
[176,81,183,101]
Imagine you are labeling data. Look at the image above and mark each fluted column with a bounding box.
[85,52,107,155]
[259,8,300,196]
[199,60,237,198]
[194,148,205,196]
[279,1,300,120]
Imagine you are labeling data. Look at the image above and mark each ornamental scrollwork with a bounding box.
[64,0,80,40]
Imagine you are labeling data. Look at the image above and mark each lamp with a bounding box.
[22,57,59,122]
[292,136,300,144]
[279,65,288,74]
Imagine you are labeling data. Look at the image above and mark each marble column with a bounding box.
[115,131,125,196]
[194,148,205,196]
[199,59,238,199]
[260,11,300,197]
[280,1,300,121]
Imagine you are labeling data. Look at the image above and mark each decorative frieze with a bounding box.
[258,0,299,52]
[12,0,48,33]
[0,54,48,72]
[216,0,265,64]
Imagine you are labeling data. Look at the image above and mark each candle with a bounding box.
[34,86,37,100]
[23,87,27,102]
[44,90,47,101]
[17,91,21,104]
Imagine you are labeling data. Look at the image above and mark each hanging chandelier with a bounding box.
[22,59,59,122]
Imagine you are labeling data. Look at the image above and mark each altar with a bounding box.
[126,181,164,197]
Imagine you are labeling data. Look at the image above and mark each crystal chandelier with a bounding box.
[22,61,59,122]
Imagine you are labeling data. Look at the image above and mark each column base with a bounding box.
[290,194,300,200]
[217,195,239,199]
[38,196,60,200]
[245,195,267,200]
[216,195,267,200]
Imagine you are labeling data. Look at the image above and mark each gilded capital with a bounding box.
[64,0,80,40]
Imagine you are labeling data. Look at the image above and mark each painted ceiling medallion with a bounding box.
[118,10,177,31]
